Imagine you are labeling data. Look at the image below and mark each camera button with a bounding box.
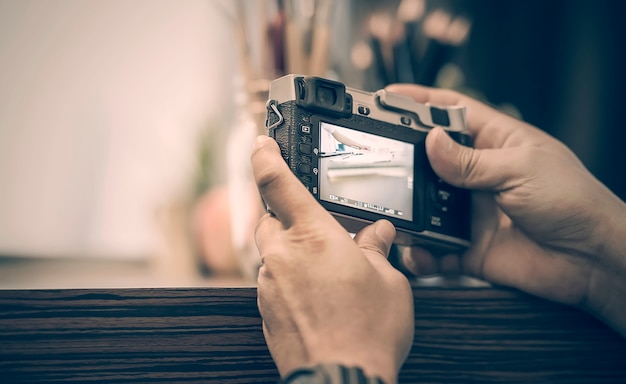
[436,189,453,204]
[400,116,412,126]
[298,163,312,175]
[300,125,311,134]
[431,183,455,212]
[298,143,312,155]
[357,105,370,115]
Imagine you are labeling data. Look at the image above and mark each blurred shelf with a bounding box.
[0,256,254,289]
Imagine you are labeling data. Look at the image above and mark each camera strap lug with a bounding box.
[266,99,284,131]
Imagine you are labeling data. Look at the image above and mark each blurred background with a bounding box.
[0,0,624,288]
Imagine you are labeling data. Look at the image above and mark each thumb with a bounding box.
[353,220,396,265]
[425,127,522,191]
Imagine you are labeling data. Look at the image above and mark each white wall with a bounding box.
[0,0,237,259]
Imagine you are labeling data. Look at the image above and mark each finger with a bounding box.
[254,212,285,254]
[461,191,501,278]
[353,220,396,266]
[385,84,532,150]
[438,253,461,275]
[402,246,438,276]
[387,83,473,106]
[250,136,328,228]
[385,84,500,134]
[425,127,528,191]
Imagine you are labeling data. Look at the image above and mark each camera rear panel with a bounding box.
[266,75,471,254]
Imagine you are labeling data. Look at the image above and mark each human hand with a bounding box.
[387,84,626,337]
[251,136,414,384]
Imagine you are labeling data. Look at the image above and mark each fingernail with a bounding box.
[253,135,272,151]
[255,135,270,145]
[401,248,418,274]
[375,220,396,246]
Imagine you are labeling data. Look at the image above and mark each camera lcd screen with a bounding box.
[318,121,414,221]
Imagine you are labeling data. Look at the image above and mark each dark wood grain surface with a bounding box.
[1,286,625,383]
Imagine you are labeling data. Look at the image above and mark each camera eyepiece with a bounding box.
[295,77,352,118]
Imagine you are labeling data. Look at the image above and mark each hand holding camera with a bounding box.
[252,135,414,384]
[388,83,626,338]
[252,79,626,382]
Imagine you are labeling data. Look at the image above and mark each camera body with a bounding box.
[265,75,471,253]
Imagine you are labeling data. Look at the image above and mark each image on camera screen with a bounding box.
[318,122,414,221]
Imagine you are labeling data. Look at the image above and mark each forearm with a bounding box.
[585,194,626,338]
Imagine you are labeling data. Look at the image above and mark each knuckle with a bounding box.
[255,165,283,196]
[386,267,412,292]
[289,229,330,254]
[257,264,274,282]
[457,148,481,188]
[254,213,273,236]
[359,240,386,257]
[251,142,287,194]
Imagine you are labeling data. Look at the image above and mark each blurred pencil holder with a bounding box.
[214,0,344,281]
[205,0,478,281]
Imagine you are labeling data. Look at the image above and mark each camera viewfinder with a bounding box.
[296,76,352,118]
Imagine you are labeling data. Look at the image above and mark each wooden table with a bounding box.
[1,286,625,383]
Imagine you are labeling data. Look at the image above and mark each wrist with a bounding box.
[585,263,626,338]
[304,347,400,384]
[584,195,626,337]
[602,197,626,274]
[279,363,387,384]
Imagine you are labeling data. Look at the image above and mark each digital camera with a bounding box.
[265,75,471,253]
